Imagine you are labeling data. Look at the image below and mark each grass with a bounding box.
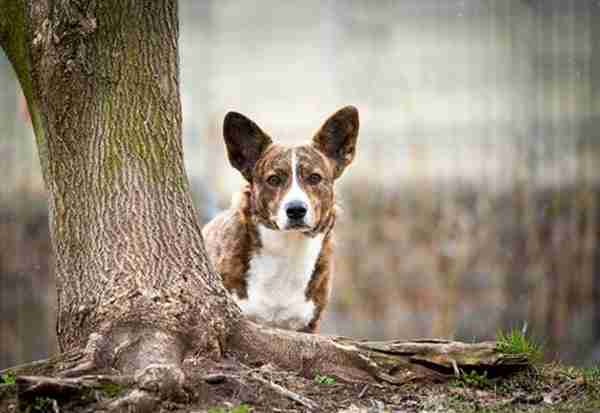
[98,382,124,398]
[208,404,251,413]
[496,329,543,363]
[31,396,54,413]
[439,363,600,413]
[314,374,336,385]
[0,371,16,385]
[583,365,600,383]
[453,370,492,389]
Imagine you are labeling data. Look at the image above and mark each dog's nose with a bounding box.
[286,202,307,220]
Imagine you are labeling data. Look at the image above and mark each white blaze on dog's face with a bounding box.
[278,150,309,229]
[223,106,359,233]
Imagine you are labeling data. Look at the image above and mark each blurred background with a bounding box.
[2,0,600,369]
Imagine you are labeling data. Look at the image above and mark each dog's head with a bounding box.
[223,106,359,232]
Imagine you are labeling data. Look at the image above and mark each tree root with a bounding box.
[11,366,186,412]
[0,321,531,411]
[228,320,531,384]
[2,323,530,384]
[14,374,135,412]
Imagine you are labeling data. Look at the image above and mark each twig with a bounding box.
[450,359,460,378]
[202,373,226,384]
[15,374,134,399]
[358,384,368,398]
[249,373,318,411]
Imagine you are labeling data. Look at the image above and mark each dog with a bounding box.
[202,106,359,333]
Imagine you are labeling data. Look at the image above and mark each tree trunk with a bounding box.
[0,0,238,373]
[0,1,532,409]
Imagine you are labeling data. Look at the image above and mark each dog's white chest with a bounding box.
[234,225,324,330]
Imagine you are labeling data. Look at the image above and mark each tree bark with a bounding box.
[0,0,238,373]
[0,2,532,409]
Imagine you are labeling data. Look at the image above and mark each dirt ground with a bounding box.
[3,355,597,413]
[177,359,598,413]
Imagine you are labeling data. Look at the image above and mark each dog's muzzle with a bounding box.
[286,201,307,220]
[283,200,309,228]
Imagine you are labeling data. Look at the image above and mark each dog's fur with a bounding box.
[203,106,359,333]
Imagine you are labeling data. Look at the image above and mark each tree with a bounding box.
[0,1,528,410]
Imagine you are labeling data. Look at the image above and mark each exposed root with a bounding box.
[229,320,531,384]
[14,366,186,412]
[3,322,530,385]
[4,328,189,412]
[134,364,186,399]
[15,374,135,412]
[0,321,534,412]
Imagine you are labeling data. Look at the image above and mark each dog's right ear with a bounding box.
[223,112,272,181]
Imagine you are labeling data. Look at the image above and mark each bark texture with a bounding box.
[0,0,239,372]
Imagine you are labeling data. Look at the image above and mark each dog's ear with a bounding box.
[312,106,359,179]
[223,111,272,181]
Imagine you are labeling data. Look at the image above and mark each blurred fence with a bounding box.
[2,0,600,368]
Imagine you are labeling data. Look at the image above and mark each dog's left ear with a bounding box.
[312,106,359,179]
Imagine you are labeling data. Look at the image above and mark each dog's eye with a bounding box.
[266,175,283,187]
[307,173,322,185]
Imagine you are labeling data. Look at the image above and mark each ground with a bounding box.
[1,356,598,413]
